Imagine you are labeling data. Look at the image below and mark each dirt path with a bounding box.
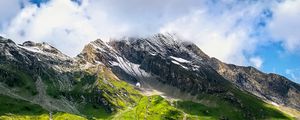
[143,97,152,120]
[183,113,187,120]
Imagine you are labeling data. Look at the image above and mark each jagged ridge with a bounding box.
[0,35,299,119]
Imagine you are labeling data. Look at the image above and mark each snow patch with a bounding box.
[171,60,188,69]
[110,56,150,77]
[91,42,106,52]
[149,52,157,56]
[19,45,43,54]
[18,45,70,61]
[170,56,190,63]
[271,102,279,107]
[192,65,200,71]
[42,43,52,49]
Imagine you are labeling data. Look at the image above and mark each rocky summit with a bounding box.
[0,34,300,120]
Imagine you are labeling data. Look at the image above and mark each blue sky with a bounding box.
[0,0,300,83]
[29,0,49,7]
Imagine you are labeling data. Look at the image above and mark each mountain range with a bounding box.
[0,34,299,120]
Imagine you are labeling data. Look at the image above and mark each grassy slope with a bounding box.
[173,86,294,120]
[80,66,143,119]
[0,94,85,120]
[175,92,293,120]
[113,91,293,120]
[0,65,295,120]
[112,95,184,120]
[0,94,46,117]
[0,65,38,96]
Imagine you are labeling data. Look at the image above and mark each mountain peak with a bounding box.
[19,41,64,56]
[80,35,300,111]
[1,36,300,119]
[0,36,16,45]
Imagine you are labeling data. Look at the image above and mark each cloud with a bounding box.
[1,0,300,83]
[249,57,263,69]
[0,0,27,29]
[286,69,300,83]
[1,0,207,56]
[2,0,130,56]
[160,1,272,65]
[0,0,278,69]
[268,0,300,53]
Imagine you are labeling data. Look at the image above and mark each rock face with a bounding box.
[172,37,300,109]
[78,34,300,110]
[0,36,139,116]
[78,34,232,96]
[206,58,300,109]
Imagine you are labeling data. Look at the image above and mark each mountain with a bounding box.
[0,35,299,120]
[206,57,300,110]
[164,36,300,110]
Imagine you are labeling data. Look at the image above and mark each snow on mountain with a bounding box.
[1,34,300,119]
[170,56,191,63]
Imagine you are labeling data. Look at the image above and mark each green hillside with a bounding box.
[0,64,294,120]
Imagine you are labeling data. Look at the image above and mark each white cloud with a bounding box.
[1,0,207,56]
[249,57,263,69]
[268,0,300,53]
[2,0,130,56]
[0,0,26,29]
[286,69,300,83]
[0,0,276,69]
[160,1,271,65]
